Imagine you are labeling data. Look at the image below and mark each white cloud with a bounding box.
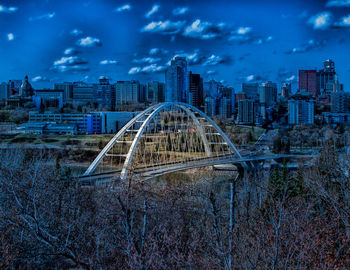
[76,36,102,47]
[326,0,350,7]
[32,76,49,82]
[206,70,217,75]
[115,4,132,12]
[0,4,18,13]
[53,56,87,66]
[133,57,161,64]
[70,29,82,36]
[236,26,252,35]
[183,19,226,39]
[64,48,78,55]
[246,75,254,82]
[204,55,223,66]
[172,7,189,16]
[128,64,166,75]
[141,20,186,35]
[149,48,168,55]
[29,12,55,22]
[286,75,296,82]
[100,59,119,65]
[52,65,90,73]
[308,12,333,30]
[7,33,14,41]
[145,4,160,18]
[334,14,350,27]
[169,50,206,65]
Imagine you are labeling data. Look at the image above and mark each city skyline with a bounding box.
[1,0,350,91]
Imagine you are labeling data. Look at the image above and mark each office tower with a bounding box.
[33,89,64,109]
[71,82,94,105]
[242,82,259,99]
[165,57,188,102]
[0,82,8,100]
[204,96,215,117]
[218,97,232,118]
[317,59,336,94]
[281,83,291,98]
[299,70,317,97]
[93,77,115,110]
[147,81,165,103]
[204,80,220,98]
[331,91,350,113]
[8,79,22,96]
[288,94,315,124]
[188,72,203,109]
[219,85,235,113]
[259,81,277,107]
[54,82,74,103]
[115,80,140,108]
[139,84,147,103]
[238,99,258,124]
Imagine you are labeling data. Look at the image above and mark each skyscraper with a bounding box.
[0,82,8,100]
[331,91,350,113]
[93,77,115,110]
[259,81,277,107]
[165,57,188,102]
[288,94,315,124]
[317,59,336,94]
[204,80,220,98]
[281,83,291,98]
[242,82,259,99]
[115,81,140,108]
[238,99,258,124]
[54,82,74,103]
[188,72,203,109]
[298,70,317,97]
[147,81,165,103]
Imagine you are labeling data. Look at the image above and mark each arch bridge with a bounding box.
[80,102,303,184]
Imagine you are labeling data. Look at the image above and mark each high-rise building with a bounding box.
[204,96,215,117]
[20,75,34,97]
[288,93,315,124]
[331,91,350,113]
[238,99,258,124]
[317,59,336,95]
[242,82,259,99]
[54,82,74,103]
[147,81,165,103]
[115,80,140,108]
[33,89,64,109]
[188,72,203,109]
[93,77,115,110]
[218,97,232,118]
[71,82,94,105]
[0,82,8,100]
[204,80,220,98]
[8,79,22,96]
[165,57,188,102]
[218,85,235,113]
[299,70,317,97]
[259,81,277,107]
[281,83,291,98]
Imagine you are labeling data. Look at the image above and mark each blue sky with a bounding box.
[1,0,350,92]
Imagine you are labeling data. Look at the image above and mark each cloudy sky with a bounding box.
[1,0,350,92]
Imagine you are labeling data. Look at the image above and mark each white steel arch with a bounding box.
[83,102,242,181]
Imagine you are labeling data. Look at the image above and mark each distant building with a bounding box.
[54,82,74,103]
[23,122,77,135]
[7,76,34,106]
[242,82,259,100]
[8,79,22,96]
[322,112,350,125]
[188,72,203,109]
[219,85,235,113]
[288,92,315,124]
[238,99,259,125]
[147,81,165,103]
[165,57,188,102]
[317,59,337,95]
[204,80,220,98]
[281,83,291,99]
[93,77,115,110]
[299,70,317,97]
[235,92,246,105]
[33,89,64,109]
[259,81,277,107]
[204,96,216,117]
[0,82,8,100]
[218,97,232,118]
[115,81,140,108]
[331,91,350,113]
[71,82,94,105]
